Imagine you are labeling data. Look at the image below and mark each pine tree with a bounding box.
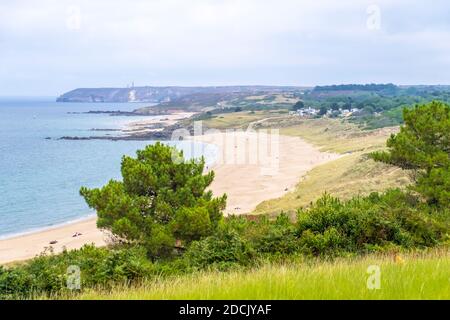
[370,101,450,206]
[80,142,227,257]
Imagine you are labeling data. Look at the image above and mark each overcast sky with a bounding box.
[0,0,449,96]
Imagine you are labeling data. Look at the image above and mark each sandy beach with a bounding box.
[192,131,341,215]
[0,131,340,265]
[0,217,106,264]
[122,112,196,134]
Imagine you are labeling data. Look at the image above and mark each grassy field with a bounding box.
[201,110,286,130]
[261,117,397,153]
[73,250,450,300]
[254,153,410,216]
[251,117,410,215]
[202,112,396,153]
[198,112,410,216]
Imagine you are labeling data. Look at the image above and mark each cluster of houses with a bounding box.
[289,107,361,118]
[330,107,361,117]
[289,107,318,117]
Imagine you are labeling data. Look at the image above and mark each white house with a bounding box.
[341,109,351,116]
[290,106,319,117]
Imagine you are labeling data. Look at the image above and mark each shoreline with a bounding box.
[59,112,197,141]
[0,126,341,265]
[0,214,97,241]
[0,217,105,265]
[122,112,196,134]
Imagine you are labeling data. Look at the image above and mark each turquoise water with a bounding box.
[0,97,216,238]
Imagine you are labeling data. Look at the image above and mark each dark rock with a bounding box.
[90,128,121,132]
[59,136,92,140]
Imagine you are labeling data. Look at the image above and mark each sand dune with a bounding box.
[0,132,340,264]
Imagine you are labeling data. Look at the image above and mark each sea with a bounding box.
[0,97,217,239]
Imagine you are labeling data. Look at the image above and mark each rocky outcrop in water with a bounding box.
[58,121,195,142]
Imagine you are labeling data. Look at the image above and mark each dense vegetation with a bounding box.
[298,85,450,129]
[1,189,448,299]
[0,102,449,299]
[177,84,450,130]
[313,83,398,94]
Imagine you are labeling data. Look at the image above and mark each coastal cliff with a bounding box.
[56,86,302,103]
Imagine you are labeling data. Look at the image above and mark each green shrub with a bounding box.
[1,189,447,299]
[0,266,34,299]
[0,245,154,299]
[296,190,447,256]
[249,214,300,256]
[185,229,255,270]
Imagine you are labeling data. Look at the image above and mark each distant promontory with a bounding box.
[56,86,303,103]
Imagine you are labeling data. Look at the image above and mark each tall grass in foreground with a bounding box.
[74,250,449,300]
